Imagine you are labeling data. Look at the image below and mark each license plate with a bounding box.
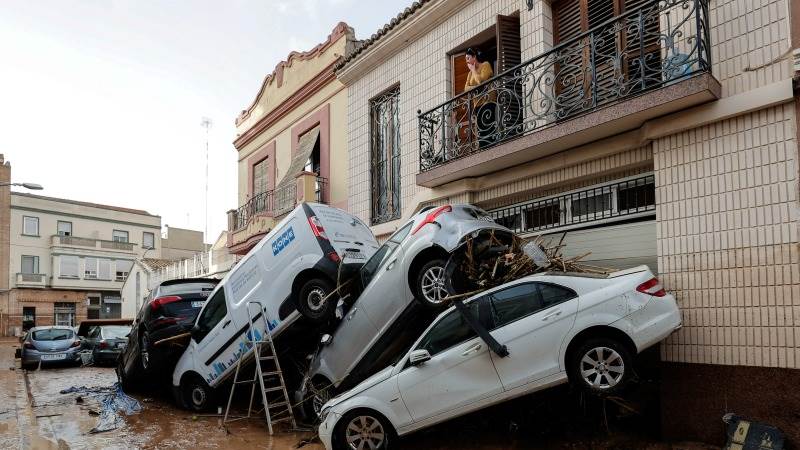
[191,301,205,308]
[41,353,65,361]
[343,251,365,260]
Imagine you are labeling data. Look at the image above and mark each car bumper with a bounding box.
[620,293,682,352]
[22,349,82,365]
[317,411,339,450]
[93,349,122,362]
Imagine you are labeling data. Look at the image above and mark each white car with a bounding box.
[317,266,681,450]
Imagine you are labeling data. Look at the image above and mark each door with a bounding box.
[192,285,240,384]
[357,223,412,330]
[488,282,579,390]
[22,307,35,331]
[397,299,502,421]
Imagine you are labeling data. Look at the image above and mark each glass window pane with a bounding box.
[112,230,129,243]
[21,255,39,274]
[194,288,228,342]
[571,192,612,217]
[253,159,269,194]
[98,259,111,279]
[142,232,155,249]
[85,257,98,278]
[23,216,39,235]
[57,221,72,236]
[417,301,480,356]
[60,255,79,278]
[538,283,577,308]
[489,283,543,329]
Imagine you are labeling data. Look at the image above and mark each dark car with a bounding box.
[117,278,219,387]
[21,326,82,369]
[82,324,132,365]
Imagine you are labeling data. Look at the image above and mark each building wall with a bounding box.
[7,289,89,331]
[161,226,206,261]
[656,103,800,369]
[0,157,10,334]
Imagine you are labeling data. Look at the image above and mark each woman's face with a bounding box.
[465,54,476,66]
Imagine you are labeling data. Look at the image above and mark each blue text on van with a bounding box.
[271,227,295,256]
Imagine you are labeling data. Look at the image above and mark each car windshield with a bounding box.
[32,329,74,341]
[159,282,217,296]
[359,222,413,288]
[101,325,131,339]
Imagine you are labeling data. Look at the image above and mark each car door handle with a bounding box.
[542,310,562,321]
[461,343,482,356]
[386,259,397,271]
[222,319,231,329]
[347,307,358,320]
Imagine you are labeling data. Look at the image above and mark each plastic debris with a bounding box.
[60,383,142,433]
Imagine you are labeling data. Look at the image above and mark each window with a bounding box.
[525,202,561,229]
[98,259,111,280]
[60,255,79,278]
[53,302,76,327]
[22,307,35,330]
[617,181,655,212]
[116,260,133,282]
[194,288,228,342]
[370,86,401,225]
[21,255,39,274]
[252,158,270,194]
[570,191,613,219]
[33,328,74,341]
[57,221,72,236]
[360,223,413,288]
[85,257,98,279]
[112,230,129,243]
[22,216,39,236]
[489,282,577,329]
[142,232,155,249]
[416,300,481,357]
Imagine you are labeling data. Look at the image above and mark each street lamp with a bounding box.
[0,182,43,190]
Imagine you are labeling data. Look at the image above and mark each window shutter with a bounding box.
[496,14,522,137]
[553,0,587,107]
[496,14,521,75]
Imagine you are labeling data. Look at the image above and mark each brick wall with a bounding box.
[6,289,89,334]
[654,103,800,368]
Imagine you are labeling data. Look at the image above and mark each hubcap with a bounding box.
[140,334,149,369]
[307,287,327,312]
[345,415,385,450]
[421,266,448,304]
[191,386,206,406]
[580,346,624,389]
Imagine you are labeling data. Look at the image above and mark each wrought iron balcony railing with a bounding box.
[418,0,710,172]
[235,189,275,230]
[232,175,330,230]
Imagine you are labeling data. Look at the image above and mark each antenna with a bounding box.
[200,117,212,246]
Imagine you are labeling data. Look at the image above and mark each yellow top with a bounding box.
[464,61,494,91]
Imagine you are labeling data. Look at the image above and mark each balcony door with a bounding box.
[553,0,662,116]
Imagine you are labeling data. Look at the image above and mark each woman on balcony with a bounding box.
[464,48,495,149]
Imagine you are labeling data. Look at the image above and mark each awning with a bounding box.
[274,126,320,210]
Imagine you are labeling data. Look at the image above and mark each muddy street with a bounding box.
[0,338,717,450]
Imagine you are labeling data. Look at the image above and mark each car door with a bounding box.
[488,282,579,390]
[191,285,240,383]
[397,297,502,422]
[358,223,412,328]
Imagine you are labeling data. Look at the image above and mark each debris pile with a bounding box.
[60,383,142,433]
[445,229,612,299]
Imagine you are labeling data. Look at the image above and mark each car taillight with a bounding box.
[327,251,341,263]
[98,340,108,349]
[636,278,666,297]
[151,295,182,311]
[412,205,452,234]
[308,216,328,240]
[23,342,34,349]
[71,340,82,348]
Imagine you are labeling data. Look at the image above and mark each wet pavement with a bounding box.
[0,338,717,449]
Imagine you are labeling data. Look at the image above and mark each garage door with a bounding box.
[536,220,657,274]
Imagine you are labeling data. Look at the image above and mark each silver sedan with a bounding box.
[21,326,82,369]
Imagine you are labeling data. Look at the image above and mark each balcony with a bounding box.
[417,0,718,187]
[51,235,136,254]
[227,173,329,254]
[16,273,46,288]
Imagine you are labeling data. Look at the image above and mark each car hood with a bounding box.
[431,221,510,253]
[324,366,395,409]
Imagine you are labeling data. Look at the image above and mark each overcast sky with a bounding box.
[0,0,412,244]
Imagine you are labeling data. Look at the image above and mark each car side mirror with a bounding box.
[408,349,431,367]
[320,334,333,346]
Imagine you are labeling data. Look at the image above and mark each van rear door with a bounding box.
[306,203,379,265]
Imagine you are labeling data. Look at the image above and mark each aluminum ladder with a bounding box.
[222,301,297,434]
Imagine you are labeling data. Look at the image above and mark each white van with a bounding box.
[171,203,378,410]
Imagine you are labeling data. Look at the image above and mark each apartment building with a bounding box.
[226,22,358,255]
[338,0,799,443]
[5,192,162,334]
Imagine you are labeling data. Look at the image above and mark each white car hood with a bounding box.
[324,366,394,409]
[431,222,509,253]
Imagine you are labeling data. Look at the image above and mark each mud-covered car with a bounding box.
[21,326,83,369]
[117,278,219,388]
[300,204,511,416]
[80,322,132,366]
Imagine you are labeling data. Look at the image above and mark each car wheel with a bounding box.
[181,375,214,412]
[117,363,134,391]
[569,337,633,396]
[334,409,396,450]
[413,259,448,308]
[296,278,335,323]
[139,330,153,373]
[301,377,333,421]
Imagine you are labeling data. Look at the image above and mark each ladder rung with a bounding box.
[267,401,289,408]
[258,356,275,360]
[270,416,294,424]
[264,386,285,393]
[234,380,254,385]
[261,371,281,376]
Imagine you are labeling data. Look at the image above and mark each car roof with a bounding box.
[159,278,219,287]
[29,326,74,332]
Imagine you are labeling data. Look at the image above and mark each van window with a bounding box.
[194,288,227,342]
[360,222,413,287]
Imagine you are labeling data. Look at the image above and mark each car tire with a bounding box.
[181,374,214,412]
[296,278,335,323]
[301,376,333,422]
[568,337,634,396]
[413,259,449,308]
[333,409,396,450]
[117,363,134,391]
[139,330,154,374]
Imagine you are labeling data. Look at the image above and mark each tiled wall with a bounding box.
[655,103,800,368]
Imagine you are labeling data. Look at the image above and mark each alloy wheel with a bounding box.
[140,333,150,370]
[345,415,385,450]
[420,265,448,304]
[307,287,327,312]
[579,346,624,389]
